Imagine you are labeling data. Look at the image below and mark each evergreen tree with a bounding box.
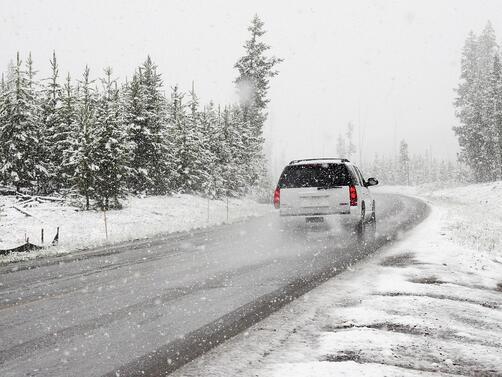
[71,66,98,209]
[454,31,482,179]
[170,84,208,193]
[123,71,148,191]
[125,57,172,194]
[168,85,188,192]
[0,52,43,191]
[216,105,236,197]
[93,68,130,209]
[141,57,172,194]
[59,73,78,188]
[226,105,247,195]
[488,54,502,179]
[185,83,211,193]
[454,23,499,182]
[26,53,49,192]
[198,102,220,197]
[479,23,499,179]
[0,72,5,185]
[41,51,63,190]
[234,15,282,187]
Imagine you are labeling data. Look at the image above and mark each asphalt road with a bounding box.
[0,193,428,377]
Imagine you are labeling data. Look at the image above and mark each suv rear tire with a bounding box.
[355,205,366,243]
[367,211,377,242]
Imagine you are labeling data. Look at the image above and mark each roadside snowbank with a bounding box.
[377,181,502,253]
[173,182,502,376]
[0,194,271,264]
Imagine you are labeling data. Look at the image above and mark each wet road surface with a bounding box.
[0,193,428,376]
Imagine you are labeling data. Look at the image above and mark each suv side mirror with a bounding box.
[366,177,378,187]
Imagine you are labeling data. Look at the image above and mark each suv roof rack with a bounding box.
[288,158,350,165]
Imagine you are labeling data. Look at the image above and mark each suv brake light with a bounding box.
[274,187,280,209]
[349,185,358,206]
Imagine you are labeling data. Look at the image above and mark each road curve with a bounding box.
[0,193,428,377]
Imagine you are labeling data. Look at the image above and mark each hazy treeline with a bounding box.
[455,22,502,182]
[366,140,463,186]
[335,125,461,186]
[0,16,281,209]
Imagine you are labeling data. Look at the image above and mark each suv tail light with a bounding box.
[274,187,280,209]
[349,185,358,206]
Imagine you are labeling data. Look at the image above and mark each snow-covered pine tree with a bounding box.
[190,84,214,193]
[455,31,483,181]
[488,53,502,179]
[5,60,15,89]
[140,57,173,194]
[41,51,64,191]
[171,84,218,195]
[212,105,229,197]
[93,68,131,209]
[455,23,499,182]
[234,15,282,188]
[123,71,148,192]
[478,23,499,180]
[198,102,220,197]
[0,52,43,192]
[236,107,263,189]
[227,104,247,195]
[174,83,210,193]
[26,53,50,193]
[218,105,235,197]
[59,73,78,189]
[125,57,172,194]
[0,72,5,185]
[71,66,98,209]
[168,85,189,192]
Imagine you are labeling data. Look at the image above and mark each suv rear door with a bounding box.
[278,163,353,216]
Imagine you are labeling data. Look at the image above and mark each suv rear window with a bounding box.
[278,163,352,188]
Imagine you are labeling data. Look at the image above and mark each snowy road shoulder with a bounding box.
[0,194,271,264]
[173,183,502,377]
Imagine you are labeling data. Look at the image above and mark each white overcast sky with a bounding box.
[1,0,500,174]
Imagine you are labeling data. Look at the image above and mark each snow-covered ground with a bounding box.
[0,194,271,264]
[173,182,502,376]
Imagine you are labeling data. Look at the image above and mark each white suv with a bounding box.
[274,158,378,240]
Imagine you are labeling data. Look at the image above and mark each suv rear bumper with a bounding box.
[279,210,350,216]
[279,209,360,226]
